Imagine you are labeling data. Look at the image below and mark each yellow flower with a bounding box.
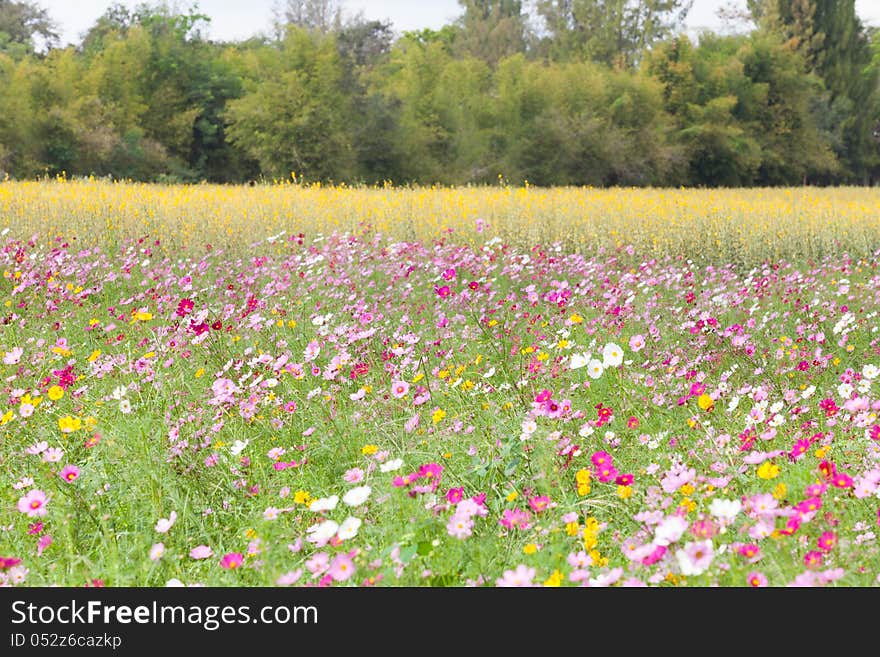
[757,462,780,480]
[58,415,82,433]
[679,483,695,496]
[565,522,580,536]
[1,410,14,425]
[543,570,563,587]
[87,349,101,362]
[697,394,714,411]
[47,385,64,401]
[523,543,538,555]
[361,444,378,455]
[568,314,583,324]
[617,485,633,499]
[589,550,608,568]
[195,368,205,378]
[575,468,591,485]
[293,490,311,505]
[132,309,153,322]
[772,482,787,500]
[506,491,518,502]
[679,498,697,513]
[431,408,446,424]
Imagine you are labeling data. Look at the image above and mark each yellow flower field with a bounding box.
[1,178,879,263]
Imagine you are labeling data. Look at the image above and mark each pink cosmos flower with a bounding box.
[447,513,474,539]
[446,487,464,504]
[58,464,80,483]
[390,381,410,398]
[591,451,613,468]
[343,468,365,483]
[329,553,356,582]
[528,495,552,513]
[676,540,714,576]
[499,508,532,530]
[495,564,535,587]
[629,335,645,352]
[155,511,177,534]
[17,489,47,517]
[189,545,213,559]
[220,552,244,569]
[747,571,768,587]
[37,534,52,556]
[804,551,823,568]
[817,532,837,553]
[0,557,23,570]
[276,570,303,586]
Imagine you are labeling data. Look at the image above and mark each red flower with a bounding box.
[176,298,194,317]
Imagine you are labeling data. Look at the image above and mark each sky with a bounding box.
[38,0,880,47]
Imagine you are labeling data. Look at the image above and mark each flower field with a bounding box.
[2,181,880,587]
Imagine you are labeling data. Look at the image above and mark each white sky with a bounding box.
[37,0,880,46]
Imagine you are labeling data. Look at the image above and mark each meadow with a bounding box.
[1,179,879,587]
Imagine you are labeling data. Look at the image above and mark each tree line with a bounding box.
[0,0,878,186]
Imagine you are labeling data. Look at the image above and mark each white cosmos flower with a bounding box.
[587,359,604,379]
[337,516,362,540]
[380,458,403,473]
[602,343,624,368]
[838,383,853,399]
[306,520,339,544]
[708,498,742,521]
[342,485,371,507]
[569,352,590,370]
[802,385,816,399]
[862,364,878,380]
[230,439,249,456]
[521,419,537,435]
[309,495,339,512]
[653,515,688,546]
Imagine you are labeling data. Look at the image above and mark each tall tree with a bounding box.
[0,0,57,56]
[454,0,528,65]
[535,0,693,66]
[274,0,342,35]
[226,26,355,181]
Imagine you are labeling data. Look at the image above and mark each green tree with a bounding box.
[535,0,693,66]
[752,0,878,181]
[225,26,355,181]
[454,0,528,66]
[0,0,57,57]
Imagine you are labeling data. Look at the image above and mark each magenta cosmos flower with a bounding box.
[219,552,244,569]
[17,489,48,517]
[58,464,80,483]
